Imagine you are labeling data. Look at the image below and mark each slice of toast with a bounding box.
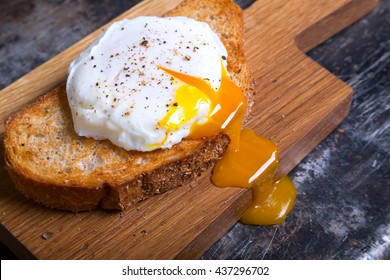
[3,0,254,212]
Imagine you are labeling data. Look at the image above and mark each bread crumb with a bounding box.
[350,239,359,246]
[41,231,53,240]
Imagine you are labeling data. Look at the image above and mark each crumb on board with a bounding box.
[41,231,53,240]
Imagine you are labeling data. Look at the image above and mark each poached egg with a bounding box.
[67,16,231,151]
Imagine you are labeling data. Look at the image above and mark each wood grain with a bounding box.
[0,0,377,259]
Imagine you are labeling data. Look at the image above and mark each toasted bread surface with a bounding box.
[4,0,253,211]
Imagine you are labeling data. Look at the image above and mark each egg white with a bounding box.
[67,16,228,151]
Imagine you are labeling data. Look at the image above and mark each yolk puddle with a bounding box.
[240,175,296,225]
[159,63,296,226]
[212,129,296,225]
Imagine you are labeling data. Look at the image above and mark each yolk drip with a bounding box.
[240,175,296,225]
[212,130,296,225]
[212,130,278,188]
[159,64,296,226]
[159,64,245,150]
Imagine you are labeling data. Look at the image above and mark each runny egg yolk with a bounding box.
[159,63,296,226]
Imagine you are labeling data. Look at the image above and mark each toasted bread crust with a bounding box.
[3,0,253,211]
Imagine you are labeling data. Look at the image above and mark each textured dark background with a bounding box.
[0,0,389,259]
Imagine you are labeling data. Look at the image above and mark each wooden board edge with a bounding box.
[276,85,353,178]
[174,188,252,259]
[0,223,36,259]
[295,0,379,52]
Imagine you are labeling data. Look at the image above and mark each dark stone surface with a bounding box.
[0,0,389,260]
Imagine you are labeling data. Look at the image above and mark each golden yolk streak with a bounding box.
[158,63,296,226]
[147,133,169,150]
[159,63,245,151]
[159,85,211,131]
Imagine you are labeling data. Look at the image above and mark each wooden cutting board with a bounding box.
[0,0,377,259]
